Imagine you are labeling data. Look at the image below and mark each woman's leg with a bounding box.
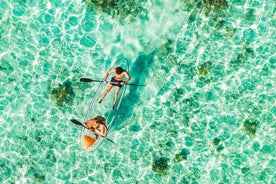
[99,84,113,103]
[112,87,121,109]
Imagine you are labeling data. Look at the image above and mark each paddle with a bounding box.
[80,78,146,86]
[80,78,102,83]
[70,119,115,144]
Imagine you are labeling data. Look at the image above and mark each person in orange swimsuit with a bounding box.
[98,67,130,109]
[84,116,107,138]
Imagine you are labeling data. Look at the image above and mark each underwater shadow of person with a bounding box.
[113,52,154,130]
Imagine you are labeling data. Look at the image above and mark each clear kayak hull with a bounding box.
[80,58,129,152]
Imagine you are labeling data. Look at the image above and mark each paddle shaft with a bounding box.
[80,78,145,86]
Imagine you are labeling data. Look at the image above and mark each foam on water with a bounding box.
[0,0,276,183]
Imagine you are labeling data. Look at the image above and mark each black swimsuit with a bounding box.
[111,77,123,87]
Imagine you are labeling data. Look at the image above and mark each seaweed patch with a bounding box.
[180,0,228,15]
[244,8,256,22]
[51,80,75,106]
[198,61,212,77]
[212,137,221,146]
[229,44,254,68]
[243,119,260,136]
[202,0,228,11]
[152,157,169,175]
[86,0,148,22]
[174,148,190,162]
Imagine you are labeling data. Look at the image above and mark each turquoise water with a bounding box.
[0,0,276,183]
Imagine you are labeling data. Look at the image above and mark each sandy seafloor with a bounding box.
[0,0,276,183]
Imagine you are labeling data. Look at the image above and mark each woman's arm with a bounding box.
[84,119,97,132]
[102,125,107,138]
[103,68,115,82]
[124,71,131,83]
[95,124,107,138]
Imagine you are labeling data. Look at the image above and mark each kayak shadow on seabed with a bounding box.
[113,52,154,130]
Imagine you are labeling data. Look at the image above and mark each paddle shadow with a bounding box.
[112,52,155,130]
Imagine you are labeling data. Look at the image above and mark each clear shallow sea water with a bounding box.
[0,0,276,183]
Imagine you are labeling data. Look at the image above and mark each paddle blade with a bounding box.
[71,119,83,126]
[80,78,93,82]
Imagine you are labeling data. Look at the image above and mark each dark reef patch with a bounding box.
[174,148,190,162]
[202,0,228,10]
[198,61,212,77]
[85,0,148,22]
[229,44,254,68]
[212,137,221,146]
[152,157,169,175]
[180,0,229,15]
[243,119,260,136]
[51,80,75,106]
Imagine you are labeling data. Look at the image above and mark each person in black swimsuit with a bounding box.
[110,76,123,87]
[98,67,130,109]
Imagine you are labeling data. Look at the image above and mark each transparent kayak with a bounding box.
[80,58,129,152]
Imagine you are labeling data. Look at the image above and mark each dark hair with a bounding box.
[94,116,106,125]
[116,67,124,74]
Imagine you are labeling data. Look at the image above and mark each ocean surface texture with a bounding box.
[0,0,276,183]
